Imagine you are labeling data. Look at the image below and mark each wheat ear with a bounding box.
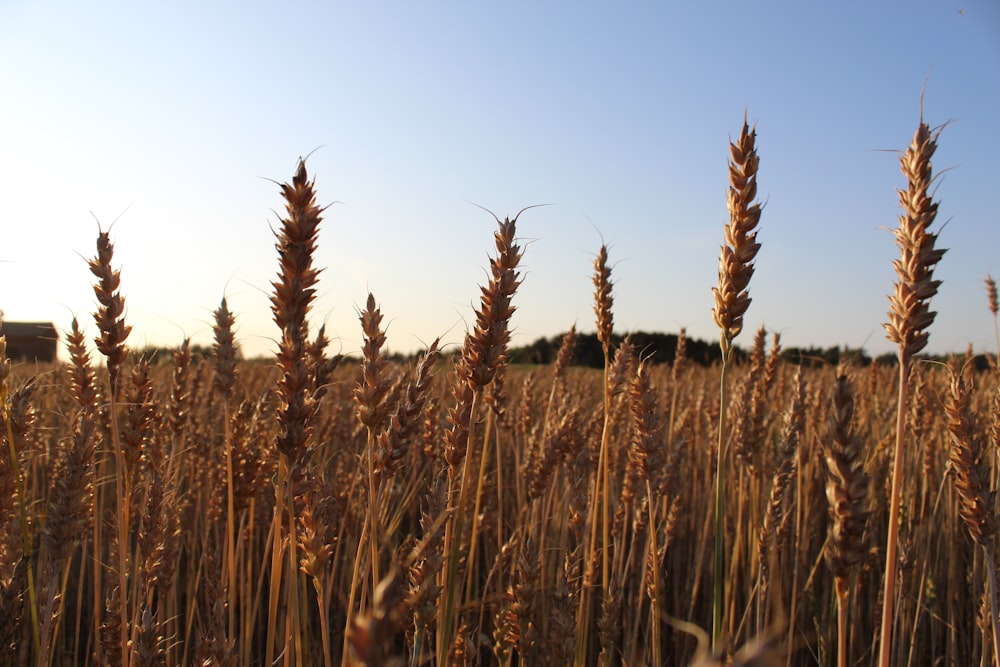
[987,275,999,370]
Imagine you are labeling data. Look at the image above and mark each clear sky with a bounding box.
[2,1,998,362]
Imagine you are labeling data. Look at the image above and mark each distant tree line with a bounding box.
[130,336,991,371]
[507,331,724,368]
[777,345,991,370]
[133,344,219,364]
[505,333,991,370]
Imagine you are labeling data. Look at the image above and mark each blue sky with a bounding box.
[2,1,998,361]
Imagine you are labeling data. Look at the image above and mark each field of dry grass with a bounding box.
[1,116,997,667]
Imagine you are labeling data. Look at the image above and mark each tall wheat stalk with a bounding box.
[879,117,946,667]
[711,116,762,655]
[89,228,133,667]
[268,159,323,667]
[438,211,523,666]
[355,292,392,596]
[575,243,615,665]
[212,297,239,652]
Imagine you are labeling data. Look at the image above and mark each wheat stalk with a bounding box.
[878,118,947,667]
[0,334,41,658]
[268,159,324,666]
[89,227,135,667]
[945,364,1000,667]
[823,368,870,667]
[211,297,240,651]
[439,211,524,666]
[576,243,616,665]
[712,115,762,655]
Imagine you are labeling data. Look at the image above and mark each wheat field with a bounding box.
[1,116,996,667]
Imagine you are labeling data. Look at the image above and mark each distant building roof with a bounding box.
[3,321,58,337]
[2,321,59,362]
